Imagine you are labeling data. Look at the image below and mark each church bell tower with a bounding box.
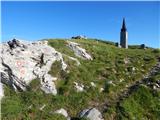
[120,18,128,48]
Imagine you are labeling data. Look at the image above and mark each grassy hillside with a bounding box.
[1,38,160,120]
[116,72,160,120]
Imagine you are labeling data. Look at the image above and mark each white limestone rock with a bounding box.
[0,83,4,99]
[78,108,104,120]
[28,105,32,109]
[132,67,136,71]
[100,87,104,92]
[119,78,124,82]
[125,85,129,88]
[124,58,130,64]
[90,82,96,87]
[74,82,84,92]
[54,108,70,120]
[0,39,67,96]
[39,104,46,111]
[67,41,92,60]
[108,81,116,86]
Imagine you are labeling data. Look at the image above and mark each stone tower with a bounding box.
[120,18,128,48]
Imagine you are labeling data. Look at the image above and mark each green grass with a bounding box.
[117,85,160,120]
[1,38,160,120]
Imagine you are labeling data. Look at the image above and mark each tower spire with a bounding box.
[120,18,128,48]
[121,18,127,32]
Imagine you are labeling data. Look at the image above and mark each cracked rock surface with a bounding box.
[0,39,67,96]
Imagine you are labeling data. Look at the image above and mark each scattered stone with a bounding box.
[90,82,96,87]
[154,83,160,88]
[153,85,157,90]
[141,84,147,88]
[124,58,130,64]
[74,82,84,92]
[78,108,104,120]
[39,104,46,111]
[125,85,129,88]
[54,108,70,120]
[119,78,124,82]
[141,69,145,72]
[157,80,160,85]
[28,105,32,109]
[108,81,116,86]
[67,41,92,60]
[132,67,136,72]
[100,88,104,92]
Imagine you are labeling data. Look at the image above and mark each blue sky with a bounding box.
[1,1,160,48]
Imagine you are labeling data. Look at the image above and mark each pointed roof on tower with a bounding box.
[121,18,127,32]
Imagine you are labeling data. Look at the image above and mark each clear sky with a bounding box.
[1,1,160,48]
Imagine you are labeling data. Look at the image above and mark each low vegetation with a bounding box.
[1,38,160,120]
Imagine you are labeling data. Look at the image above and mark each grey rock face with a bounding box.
[78,108,104,120]
[0,39,67,96]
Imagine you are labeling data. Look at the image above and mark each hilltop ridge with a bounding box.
[1,38,160,120]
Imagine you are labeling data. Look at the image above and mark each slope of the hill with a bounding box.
[1,38,160,120]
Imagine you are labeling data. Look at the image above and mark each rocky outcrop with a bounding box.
[78,108,104,120]
[0,39,67,96]
[67,41,92,60]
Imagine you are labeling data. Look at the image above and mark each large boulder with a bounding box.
[0,39,67,96]
[78,108,104,120]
